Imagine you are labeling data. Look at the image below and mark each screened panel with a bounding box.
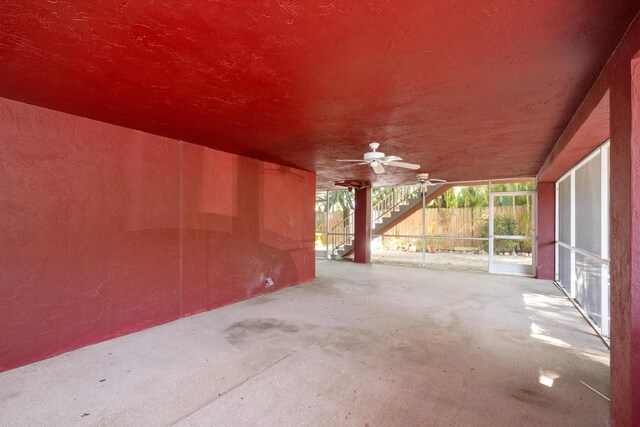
[423,206,488,238]
[555,142,609,338]
[315,192,328,256]
[424,238,489,272]
[315,233,327,258]
[371,236,422,268]
[372,185,421,228]
[327,232,354,260]
[558,177,571,244]
[490,181,535,192]
[603,265,610,335]
[327,181,541,276]
[315,209,327,234]
[574,253,603,327]
[492,239,533,266]
[327,189,355,239]
[372,184,494,272]
[558,245,572,294]
[382,209,423,236]
[575,153,602,255]
[371,236,490,272]
[492,195,533,237]
[419,185,490,238]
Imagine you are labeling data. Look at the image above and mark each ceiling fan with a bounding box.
[336,142,420,174]
[416,173,447,191]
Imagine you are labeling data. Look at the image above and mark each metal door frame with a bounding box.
[488,184,536,276]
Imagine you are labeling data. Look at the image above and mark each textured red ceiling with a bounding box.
[1,1,637,188]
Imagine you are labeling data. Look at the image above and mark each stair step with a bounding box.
[370,186,443,235]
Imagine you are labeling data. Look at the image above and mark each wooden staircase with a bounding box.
[331,183,452,259]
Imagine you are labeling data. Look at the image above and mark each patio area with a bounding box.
[0,261,609,426]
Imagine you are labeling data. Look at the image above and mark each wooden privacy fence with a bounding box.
[321,205,531,243]
[384,205,531,239]
[388,207,490,238]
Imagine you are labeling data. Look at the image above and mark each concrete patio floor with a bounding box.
[0,261,610,426]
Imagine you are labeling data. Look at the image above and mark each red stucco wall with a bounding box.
[0,97,315,372]
[535,182,555,280]
[610,53,640,427]
[537,12,640,425]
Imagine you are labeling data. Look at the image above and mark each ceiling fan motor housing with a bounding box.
[364,151,385,161]
[416,173,430,182]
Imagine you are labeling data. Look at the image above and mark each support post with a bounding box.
[421,188,426,268]
[354,186,371,263]
[488,181,494,272]
[325,190,329,259]
[535,182,556,280]
[610,56,640,426]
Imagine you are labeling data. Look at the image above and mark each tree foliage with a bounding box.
[429,186,489,209]
[328,189,354,213]
[428,182,534,209]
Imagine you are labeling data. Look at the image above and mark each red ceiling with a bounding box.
[1,1,637,188]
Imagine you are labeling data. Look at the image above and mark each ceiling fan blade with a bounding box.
[337,163,367,169]
[379,155,402,164]
[428,178,447,183]
[371,162,385,174]
[388,161,420,170]
[336,159,366,162]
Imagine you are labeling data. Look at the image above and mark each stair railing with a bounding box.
[372,184,421,225]
[329,211,354,253]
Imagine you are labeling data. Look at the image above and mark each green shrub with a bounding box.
[479,216,519,253]
[383,237,407,251]
[518,239,532,254]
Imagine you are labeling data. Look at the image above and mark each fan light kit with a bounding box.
[336,142,421,175]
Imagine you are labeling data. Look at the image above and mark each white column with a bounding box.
[570,171,576,299]
[488,181,494,272]
[600,144,610,337]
